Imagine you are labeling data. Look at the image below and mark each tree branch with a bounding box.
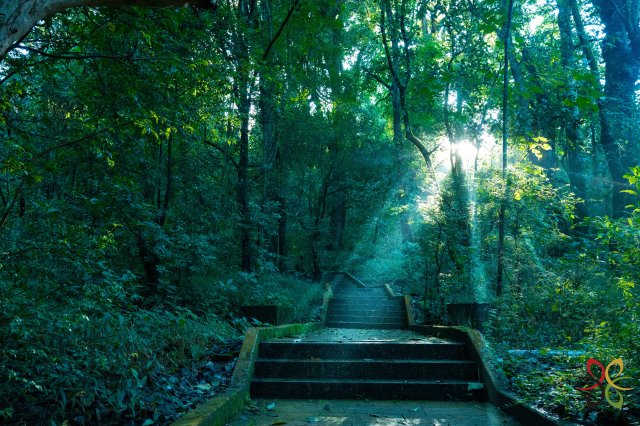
[380,1,402,88]
[203,139,239,168]
[363,67,391,90]
[0,176,25,230]
[262,0,300,60]
[1,0,218,60]
[20,44,136,60]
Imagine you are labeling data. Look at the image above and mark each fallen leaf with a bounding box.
[305,416,320,423]
[266,402,276,411]
[271,421,287,425]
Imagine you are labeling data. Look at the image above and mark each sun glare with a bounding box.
[453,141,478,166]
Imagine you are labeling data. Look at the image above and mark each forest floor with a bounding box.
[146,339,242,425]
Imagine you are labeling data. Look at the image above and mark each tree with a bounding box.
[591,0,640,217]
[496,0,514,296]
[0,0,217,60]
[378,0,438,171]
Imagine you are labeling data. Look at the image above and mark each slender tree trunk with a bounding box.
[157,134,173,227]
[238,77,252,272]
[309,176,329,280]
[391,81,403,147]
[329,190,346,250]
[259,66,285,267]
[557,0,588,222]
[496,0,515,297]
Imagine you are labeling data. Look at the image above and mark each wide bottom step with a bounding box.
[251,378,485,400]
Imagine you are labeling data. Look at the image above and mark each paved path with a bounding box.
[227,399,520,425]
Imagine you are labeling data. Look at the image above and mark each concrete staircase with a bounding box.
[250,273,485,401]
[325,282,407,330]
[250,338,485,400]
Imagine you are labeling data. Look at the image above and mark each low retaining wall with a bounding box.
[239,305,294,326]
[384,284,414,327]
[409,324,569,426]
[171,281,334,426]
[446,302,492,331]
[171,322,323,426]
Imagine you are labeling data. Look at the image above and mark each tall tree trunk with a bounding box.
[391,81,403,148]
[383,0,402,152]
[234,0,257,272]
[329,190,346,250]
[259,66,285,267]
[238,76,252,272]
[557,0,588,221]
[496,0,515,297]
[592,0,640,217]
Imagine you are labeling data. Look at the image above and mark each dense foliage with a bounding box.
[1,0,639,424]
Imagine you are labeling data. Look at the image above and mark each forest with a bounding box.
[0,0,639,424]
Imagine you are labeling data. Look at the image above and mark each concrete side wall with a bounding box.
[408,324,568,426]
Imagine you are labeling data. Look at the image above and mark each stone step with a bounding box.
[332,293,388,299]
[254,359,479,380]
[258,342,469,360]
[325,321,406,329]
[326,313,406,323]
[331,296,399,302]
[329,299,404,308]
[327,309,406,317]
[333,288,387,295]
[250,378,485,400]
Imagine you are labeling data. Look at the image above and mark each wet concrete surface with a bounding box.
[226,399,520,425]
[268,327,454,344]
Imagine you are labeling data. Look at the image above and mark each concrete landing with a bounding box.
[227,399,520,425]
[268,327,453,344]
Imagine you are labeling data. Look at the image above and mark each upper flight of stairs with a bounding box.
[325,282,407,329]
[250,338,485,400]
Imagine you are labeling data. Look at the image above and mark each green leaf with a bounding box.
[532,136,549,143]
